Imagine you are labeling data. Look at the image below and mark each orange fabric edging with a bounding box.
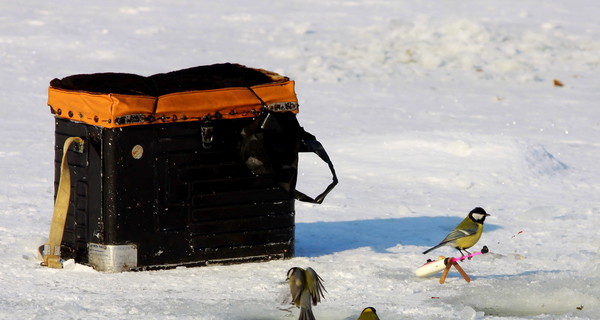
[48,80,298,128]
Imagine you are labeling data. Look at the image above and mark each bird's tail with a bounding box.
[422,243,445,255]
[298,307,316,320]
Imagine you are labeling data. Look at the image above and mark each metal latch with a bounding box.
[72,140,85,153]
[201,124,214,149]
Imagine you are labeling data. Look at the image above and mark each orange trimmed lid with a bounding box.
[48,63,299,128]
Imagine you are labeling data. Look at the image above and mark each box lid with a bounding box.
[48,63,299,128]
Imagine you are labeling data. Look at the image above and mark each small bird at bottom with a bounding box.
[357,307,380,320]
[287,267,326,320]
[422,207,490,256]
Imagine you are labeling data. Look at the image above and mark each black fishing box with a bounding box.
[41,64,337,271]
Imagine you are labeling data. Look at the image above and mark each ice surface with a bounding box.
[1,0,599,319]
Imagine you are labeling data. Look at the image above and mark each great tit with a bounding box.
[287,267,326,320]
[422,207,490,256]
[357,307,380,320]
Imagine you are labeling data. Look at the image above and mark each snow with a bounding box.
[1,0,599,319]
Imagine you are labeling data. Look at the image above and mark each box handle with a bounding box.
[295,132,338,204]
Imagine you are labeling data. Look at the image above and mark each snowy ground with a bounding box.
[1,1,599,319]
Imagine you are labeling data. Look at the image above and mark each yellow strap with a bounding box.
[41,136,84,268]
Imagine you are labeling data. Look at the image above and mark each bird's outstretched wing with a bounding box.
[304,267,326,306]
[287,268,305,307]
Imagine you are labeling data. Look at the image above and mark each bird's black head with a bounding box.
[362,307,377,314]
[469,207,490,223]
[286,267,300,280]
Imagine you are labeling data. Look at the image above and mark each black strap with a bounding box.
[294,132,338,204]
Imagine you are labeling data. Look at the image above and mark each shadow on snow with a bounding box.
[295,216,502,257]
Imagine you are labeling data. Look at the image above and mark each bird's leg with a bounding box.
[456,248,473,260]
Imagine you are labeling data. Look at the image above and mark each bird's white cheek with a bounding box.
[472,213,484,220]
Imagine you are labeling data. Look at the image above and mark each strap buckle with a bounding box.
[38,244,63,268]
